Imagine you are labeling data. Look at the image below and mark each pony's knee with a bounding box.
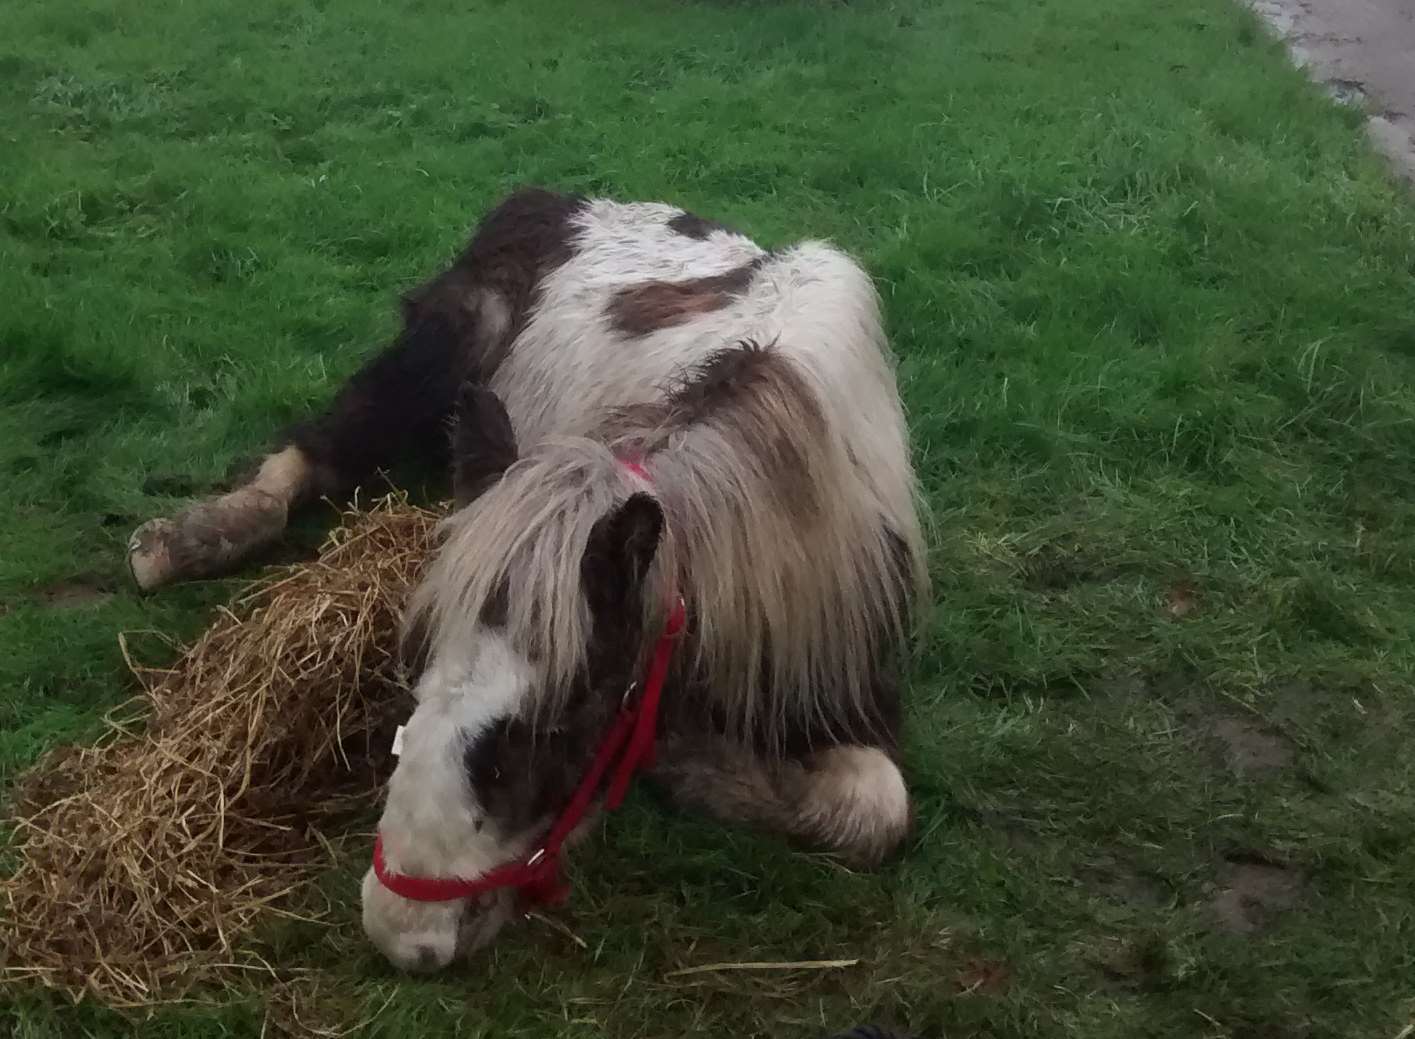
[797,745,910,868]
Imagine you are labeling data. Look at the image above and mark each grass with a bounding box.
[3,0,1415,1034]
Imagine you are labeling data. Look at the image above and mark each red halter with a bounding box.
[372,460,684,908]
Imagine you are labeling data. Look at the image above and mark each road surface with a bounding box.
[1250,0,1415,183]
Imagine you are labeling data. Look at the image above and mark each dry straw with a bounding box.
[0,495,441,1006]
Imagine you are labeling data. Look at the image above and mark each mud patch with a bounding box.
[37,578,114,609]
[970,808,1043,853]
[1210,716,1293,775]
[1209,857,1304,935]
[1162,579,1199,619]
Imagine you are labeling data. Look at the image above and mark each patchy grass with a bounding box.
[3,0,1415,1035]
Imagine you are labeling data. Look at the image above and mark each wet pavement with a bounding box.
[1249,0,1415,183]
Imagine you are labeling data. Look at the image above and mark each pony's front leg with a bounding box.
[652,734,911,868]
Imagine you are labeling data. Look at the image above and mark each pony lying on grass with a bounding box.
[129,188,928,972]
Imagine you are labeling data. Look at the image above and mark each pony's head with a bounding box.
[361,387,669,972]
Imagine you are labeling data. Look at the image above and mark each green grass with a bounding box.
[4,0,1415,1034]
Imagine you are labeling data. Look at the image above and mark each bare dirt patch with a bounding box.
[36,578,114,609]
[1209,858,1305,935]
[1210,716,1294,775]
[955,958,1012,995]
[1090,933,1174,991]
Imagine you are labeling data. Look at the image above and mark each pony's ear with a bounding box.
[581,493,664,624]
[452,382,518,507]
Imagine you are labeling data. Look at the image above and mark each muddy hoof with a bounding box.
[127,518,181,591]
[127,491,287,592]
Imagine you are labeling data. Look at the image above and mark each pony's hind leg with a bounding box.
[128,281,485,590]
[127,189,588,590]
[652,735,911,868]
[128,188,585,590]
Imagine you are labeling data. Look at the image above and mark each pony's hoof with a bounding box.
[126,491,287,592]
[128,518,179,592]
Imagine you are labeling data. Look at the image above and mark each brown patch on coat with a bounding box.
[667,210,733,240]
[451,381,519,507]
[606,257,767,337]
[462,708,613,836]
[462,493,664,837]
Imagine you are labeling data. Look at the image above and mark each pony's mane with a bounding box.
[405,439,673,701]
[407,345,927,747]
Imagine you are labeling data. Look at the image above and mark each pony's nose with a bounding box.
[415,945,444,971]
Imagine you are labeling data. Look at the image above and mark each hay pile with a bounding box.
[0,496,443,1005]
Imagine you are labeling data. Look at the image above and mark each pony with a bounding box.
[127,189,928,972]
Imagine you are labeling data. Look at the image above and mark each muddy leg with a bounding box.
[127,445,326,590]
